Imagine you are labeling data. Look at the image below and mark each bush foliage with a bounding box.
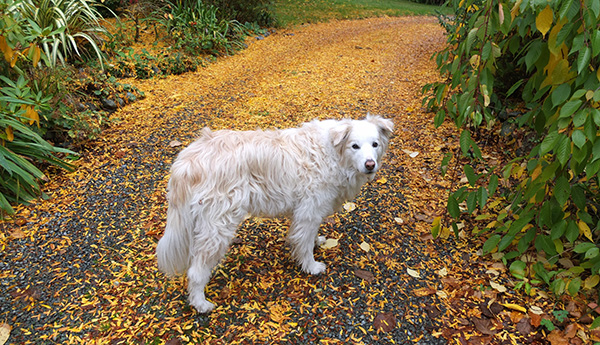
[424,0,600,318]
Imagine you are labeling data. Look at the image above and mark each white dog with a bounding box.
[156,114,394,312]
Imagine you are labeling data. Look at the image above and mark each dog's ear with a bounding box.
[329,122,352,154]
[366,113,394,140]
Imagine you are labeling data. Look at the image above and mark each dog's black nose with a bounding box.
[365,159,376,171]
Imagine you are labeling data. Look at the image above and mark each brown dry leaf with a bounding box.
[472,317,497,335]
[9,229,26,239]
[515,318,532,335]
[373,312,396,332]
[355,269,374,282]
[413,287,436,297]
[547,330,569,345]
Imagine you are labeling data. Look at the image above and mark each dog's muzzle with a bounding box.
[365,159,376,172]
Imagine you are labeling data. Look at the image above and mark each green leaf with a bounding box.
[585,247,599,260]
[574,242,596,253]
[572,130,586,148]
[577,46,591,74]
[510,260,527,279]
[434,109,445,128]
[525,40,543,72]
[448,194,460,218]
[466,191,477,213]
[488,174,499,196]
[566,220,580,243]
[592,30,600,57]
[551,277,566,295]
[477,186,488,210]
[558,0,574,19]
[568,277,581,296]
[440,152,452,176]
[571,185,586,210]
[556,136,571,166]
[459,130,471,156]
[541,318,555,331]
[518,228,536,253]
[560,99,582,118]
[554,175,570,206]
[552,83,571,107]
[590,316,600,330]
[464,164,477,186]
[483,234,501,255]
[466,27,478,52]
[550,220,567,240]
[506,79,525,98]
[540,131,560,155]
[536,235,557,256]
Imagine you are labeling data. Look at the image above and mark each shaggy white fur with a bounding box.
[156,114,394,313]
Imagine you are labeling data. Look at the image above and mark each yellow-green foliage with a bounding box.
[424,0,600,325]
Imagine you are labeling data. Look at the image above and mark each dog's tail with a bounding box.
[156,166,195,277]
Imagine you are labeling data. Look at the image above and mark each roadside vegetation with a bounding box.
[423,0,600,331]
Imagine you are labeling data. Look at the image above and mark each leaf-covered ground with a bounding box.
[1,16,597,344]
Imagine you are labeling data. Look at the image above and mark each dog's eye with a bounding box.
[351,144,360,150]
[372,142,379,148]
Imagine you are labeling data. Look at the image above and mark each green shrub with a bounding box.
[423,0,600,311]
[153,0,248,55]
[11,0,111,68]
[206,0,274,26]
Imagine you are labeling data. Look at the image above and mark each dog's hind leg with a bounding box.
[287,216,326,275]
[187,219,238,313]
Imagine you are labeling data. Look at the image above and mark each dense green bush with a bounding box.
[0,0,76,217]
[153,0,248,56]
[408,0,445,5]
[206,0,274,26]
[10,0,110,68]
[424,0,600,323]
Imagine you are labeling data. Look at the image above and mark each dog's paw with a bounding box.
[190,297,215,313]
[305,261,326,275]
[315,236,326,246]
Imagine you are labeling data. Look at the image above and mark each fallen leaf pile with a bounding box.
[0,16,597,344]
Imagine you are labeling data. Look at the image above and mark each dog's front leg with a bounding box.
[287,217,326,275]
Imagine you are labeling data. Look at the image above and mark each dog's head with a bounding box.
[330,114,394,176]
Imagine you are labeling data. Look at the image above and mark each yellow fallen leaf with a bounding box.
[407,268,420,278]
[436,290,448,298]
[436,267,448,277]
[359,241,370,252]
[502,303,526,313]
[529,306,544,315]
[376,177,387,184]
[320,238,338,249]
[0,323,10,345]
[490,280,506,293]
[584,275,600,289]
[343,202,357,212]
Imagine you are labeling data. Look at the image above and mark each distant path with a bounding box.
[1,17,452,344]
